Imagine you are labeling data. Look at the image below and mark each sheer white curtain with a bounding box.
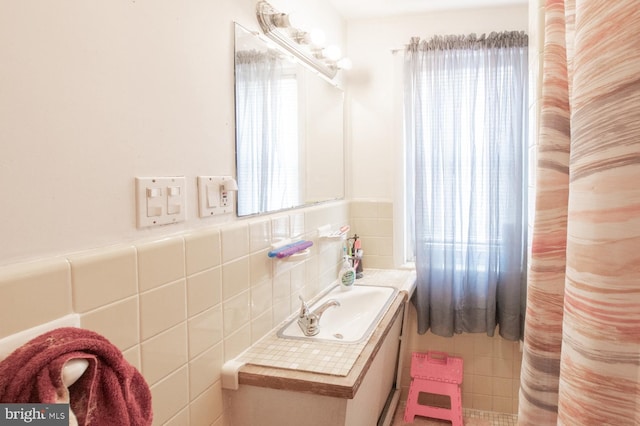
[235,50,300,216]
[404,32,528,340]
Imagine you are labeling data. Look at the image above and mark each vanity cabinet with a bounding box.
[223,302,405,426]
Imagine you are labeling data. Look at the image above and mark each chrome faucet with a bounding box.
[297,296,340,336]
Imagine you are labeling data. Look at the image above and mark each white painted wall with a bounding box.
[345,5,529,201]
[0,0,345,266]
[0,0,527,267]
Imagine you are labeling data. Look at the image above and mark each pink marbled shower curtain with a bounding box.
[518,0,640,425]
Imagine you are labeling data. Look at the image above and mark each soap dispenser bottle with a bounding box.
[338,254,356,290]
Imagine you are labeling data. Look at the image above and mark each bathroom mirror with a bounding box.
[234,23,345,217]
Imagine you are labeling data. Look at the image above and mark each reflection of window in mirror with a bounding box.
[235,50,300,216]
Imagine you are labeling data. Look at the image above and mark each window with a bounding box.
[404,33,528,339]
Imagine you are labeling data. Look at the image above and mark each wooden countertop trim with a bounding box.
[237,290,408,399]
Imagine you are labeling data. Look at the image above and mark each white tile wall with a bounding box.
[0,201,349,425]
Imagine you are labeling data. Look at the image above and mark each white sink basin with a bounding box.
[277,284,397,343]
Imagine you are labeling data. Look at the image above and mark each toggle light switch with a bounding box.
[147,206,162,217]
[147,187,162,198]
[167,203,181,215]
[206,184,218,208]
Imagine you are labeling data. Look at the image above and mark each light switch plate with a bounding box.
[197,176,235,217]
[135,176,186,228]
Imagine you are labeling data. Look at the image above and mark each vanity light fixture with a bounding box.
[256,0,349,79]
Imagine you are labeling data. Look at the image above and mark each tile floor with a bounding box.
[392,402,518,426]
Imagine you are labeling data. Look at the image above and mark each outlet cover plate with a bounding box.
[197,176,235,217]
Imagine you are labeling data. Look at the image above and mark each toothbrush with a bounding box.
[276,240,313,258]
[268,240,309,258]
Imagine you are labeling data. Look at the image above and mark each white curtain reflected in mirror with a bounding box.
[234,23,344,217]
[235,47,301,215]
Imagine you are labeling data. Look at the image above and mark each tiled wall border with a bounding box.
[0,201,350,425]
[0,199,520,422]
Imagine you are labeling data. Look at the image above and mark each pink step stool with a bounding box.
[404,351,463,425]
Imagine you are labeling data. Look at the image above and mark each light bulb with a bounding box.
[337,57,353,70]
[309,29,326,46]
[323,45,342,61]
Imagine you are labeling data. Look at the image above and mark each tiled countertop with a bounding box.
[232,268,416,398]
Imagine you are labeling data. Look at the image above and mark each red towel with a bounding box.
[0,327,152,426]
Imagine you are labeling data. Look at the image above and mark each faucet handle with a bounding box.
[298,295,309,318]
